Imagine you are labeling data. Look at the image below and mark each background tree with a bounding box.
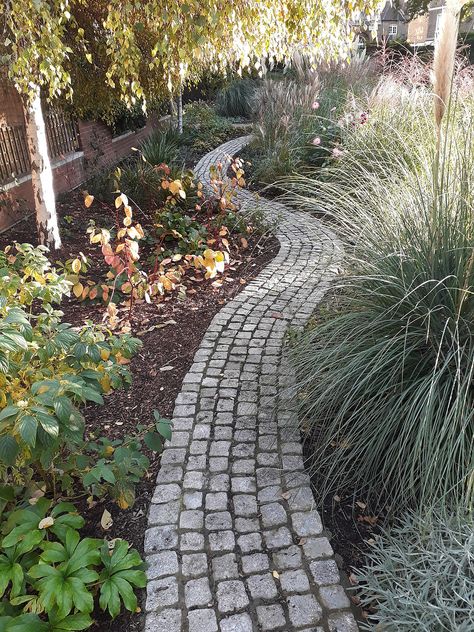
[1,0,382,249]
[397,0,473,21]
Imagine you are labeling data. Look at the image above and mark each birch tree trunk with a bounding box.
[24,88,62,250]
[177,87,183,134]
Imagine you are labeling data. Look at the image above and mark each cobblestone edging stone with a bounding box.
[143,137,357,632]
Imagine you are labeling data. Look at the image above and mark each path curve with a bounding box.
[144,137,357,632]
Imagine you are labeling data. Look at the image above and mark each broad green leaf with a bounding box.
[68,577,94,614]
[113,575,137,613]
[17,415,38,447]
[0,435,19,466]
[0,406,19,422]
[144,431,162,452]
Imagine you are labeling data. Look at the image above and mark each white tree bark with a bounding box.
[177,87,183,135]
[24,88,62,250]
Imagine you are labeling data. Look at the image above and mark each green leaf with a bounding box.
[41,542,67,564]
[157,420,172,442]
[81,387,103,405]
[144,431,163,452]
[0,406,19,421]
[113,575,137,613]
[17,415,38,447]
[10,562,24,598]
[0,435,19,466]
[54,398,73,424]
[3,613,47,632]
[68,577,94,613]
[48,612,92,631]
[35,412,59,438]
[99,578,120,618]
[65,537,101,574]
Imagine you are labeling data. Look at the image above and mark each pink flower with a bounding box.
[312,137,321,146]
[359,111,368,124]
[312,101,320,110]
[332,147,344,158]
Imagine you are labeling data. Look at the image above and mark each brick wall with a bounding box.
[0,82,167,232]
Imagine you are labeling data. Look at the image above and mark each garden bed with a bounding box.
[0,187,279,632]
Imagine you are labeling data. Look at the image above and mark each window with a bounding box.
[435,13,442,40]
[389,24,398,35]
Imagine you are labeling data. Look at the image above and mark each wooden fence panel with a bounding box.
[0,110,79,185]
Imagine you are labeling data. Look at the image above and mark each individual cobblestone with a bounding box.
[144,137,356,630]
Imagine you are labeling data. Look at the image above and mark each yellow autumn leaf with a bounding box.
[90,233,101,244]
[71,258,81,274]
[168,180,182,196]
[84,193,94,208]
[73,283,84,298]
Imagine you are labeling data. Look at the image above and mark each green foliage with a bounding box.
[215,78,259,119]
[112,159,164,209]
[248,54,376,184]
[140,126,181,167]
[0,498,145,629]
[0,242,171,510]
[0,243,140,471]
[356,504,474,631]
[289,90,474,509]
[181,101,239,154]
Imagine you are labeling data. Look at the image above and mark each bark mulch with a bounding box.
[0,188,279,632]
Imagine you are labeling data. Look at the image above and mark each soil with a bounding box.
[0,188,279,632]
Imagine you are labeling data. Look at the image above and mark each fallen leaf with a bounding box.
[348,573,358,586]
[101,509,113,530]
[38,517,54,529]
[272,570,280,579]
[356,500,367,510]
[137,319,177,336]
[281,491,291,500]
[160,365,174,372]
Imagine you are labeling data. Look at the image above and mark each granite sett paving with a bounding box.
[144,137,357,631]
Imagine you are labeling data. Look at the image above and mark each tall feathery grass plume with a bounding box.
[432,0,465,133]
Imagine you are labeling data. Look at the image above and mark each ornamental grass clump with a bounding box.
[290,7,474,509]
[356,504,474,631]
[215,78,259,119]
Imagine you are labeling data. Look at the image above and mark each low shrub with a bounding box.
[356,504,474,631]
[181,101,238,154]
[0,243,171,508]
[0,497,146,629]
[215,78,259,119]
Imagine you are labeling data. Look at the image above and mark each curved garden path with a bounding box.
[143,137,357,632]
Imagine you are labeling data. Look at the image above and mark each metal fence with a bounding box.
[0,110,80,185]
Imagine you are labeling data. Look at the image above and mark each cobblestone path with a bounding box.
[143,137,357,632]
